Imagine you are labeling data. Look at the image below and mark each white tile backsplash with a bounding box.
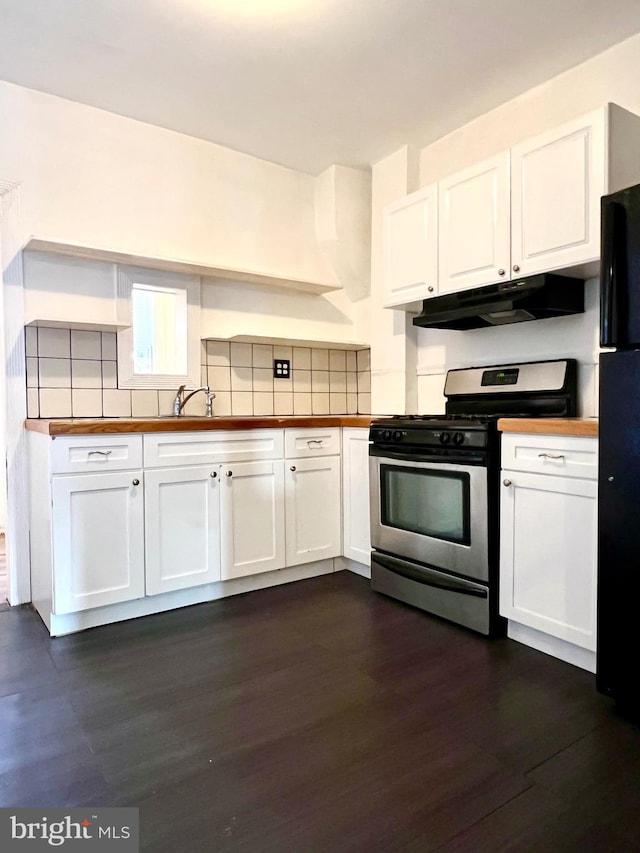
[72,359,103,388]
[131,390,160,417]
[231,391,253,415]
[312,393,330,415]
[252,368,273,392]
[103,389,132,417]
[231,366,253,392]
[292,347,311,370]
[71,330,102,360]
[26,357,38,388]
[39,388,72,418]
[39,358,71,388]
[293,370,311,392]
[311,349,329,371]
[329,350,346,371]
[293,393,312,415]
[26,327,371,418]
[230,342,252,367]
[72,389,103,418]
[253,392,275,416]
[38,328,71,358]
[101,332,117,360]
[102,361,118,388]
[274,391,293,415]
[25,327,38,358]
[27,388,39,418]
[252,344,273,368]
[206,340,230,366]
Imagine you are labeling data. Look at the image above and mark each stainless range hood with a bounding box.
[412,273,584,331]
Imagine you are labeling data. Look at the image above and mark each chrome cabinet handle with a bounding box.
[538,453,565,460]
[226,471,233,477]
[503,479,512,487]
[290,466,296,472]
[513,264,520,272]
[427,285,434,293]
[132,478,140,486]
[88,450,112,457]
[210,471,218,479]
[498,268,506,276]
[307,439,323,447]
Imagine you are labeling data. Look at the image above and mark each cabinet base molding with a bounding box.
[508,621,596,673]
[335,556,371,579]
[38,559,336,637]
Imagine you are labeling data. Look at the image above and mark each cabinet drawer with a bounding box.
[144,429,284,467]
[50,435,143,474]
[284,428,341,458]
[502,433,598,479]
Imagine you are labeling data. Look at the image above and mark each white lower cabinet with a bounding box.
[30,426,349,634]
[285,455,341,566]
[52,469,145,614]
[144,465,222,595]
[220,460,286,580]
[499,433,598,669]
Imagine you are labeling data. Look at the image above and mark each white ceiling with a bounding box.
[1,0,640,175]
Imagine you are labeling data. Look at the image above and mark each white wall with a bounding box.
[0,81,337,286]
[370,146,420,414]
[413,30,640,417]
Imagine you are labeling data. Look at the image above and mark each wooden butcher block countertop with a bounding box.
[498,418,598,437]
[25,415,378,436]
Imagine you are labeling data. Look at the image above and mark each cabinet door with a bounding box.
[500,471,597,650]
[383,184,438,307]
[285,456,341,566]
[342,429,371,565]
[438,151,510,294]
[52,471,145,614]
[220,460,285,580]
[144,465,221,595]
[511,109,605,276]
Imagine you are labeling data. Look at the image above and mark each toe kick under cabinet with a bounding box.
[499,432,598,672]
[28,427,342,635]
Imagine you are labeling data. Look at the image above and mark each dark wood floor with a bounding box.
[0,572,638,852]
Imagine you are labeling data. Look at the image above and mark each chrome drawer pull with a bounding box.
[88,450,112,457]
[307,439,323,447]
[538,453,565,460]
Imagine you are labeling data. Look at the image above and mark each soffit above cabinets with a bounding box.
[24,238,341,296]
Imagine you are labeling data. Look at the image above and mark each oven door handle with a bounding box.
[374,552,488,598]
[369,447,485,465]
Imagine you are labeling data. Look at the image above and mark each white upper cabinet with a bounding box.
[510,110,605,277]
[382,183,438,308]
[384,104,640,307]
[438,152,511,295]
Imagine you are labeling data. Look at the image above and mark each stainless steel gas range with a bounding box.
[369,359,577,637]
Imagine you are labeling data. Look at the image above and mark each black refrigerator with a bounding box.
[598,181,640,711]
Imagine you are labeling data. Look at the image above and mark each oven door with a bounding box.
[369,450,489,582]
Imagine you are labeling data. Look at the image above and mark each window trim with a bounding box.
[116,266,201,390]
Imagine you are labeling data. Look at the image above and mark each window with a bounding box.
[117,267,200,389]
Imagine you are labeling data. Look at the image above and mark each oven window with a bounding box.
[380,465,470,545]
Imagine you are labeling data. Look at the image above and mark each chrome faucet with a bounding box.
[172,385,216,417]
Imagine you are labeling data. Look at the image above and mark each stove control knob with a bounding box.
[452,432,464,445]
[382,429,391,441]
[439,432,451,445]
[393,430,403,442]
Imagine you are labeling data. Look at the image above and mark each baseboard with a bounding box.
[508,621,596,673]
[335,555,371,579]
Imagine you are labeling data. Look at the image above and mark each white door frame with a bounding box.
[0,180,31,605]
